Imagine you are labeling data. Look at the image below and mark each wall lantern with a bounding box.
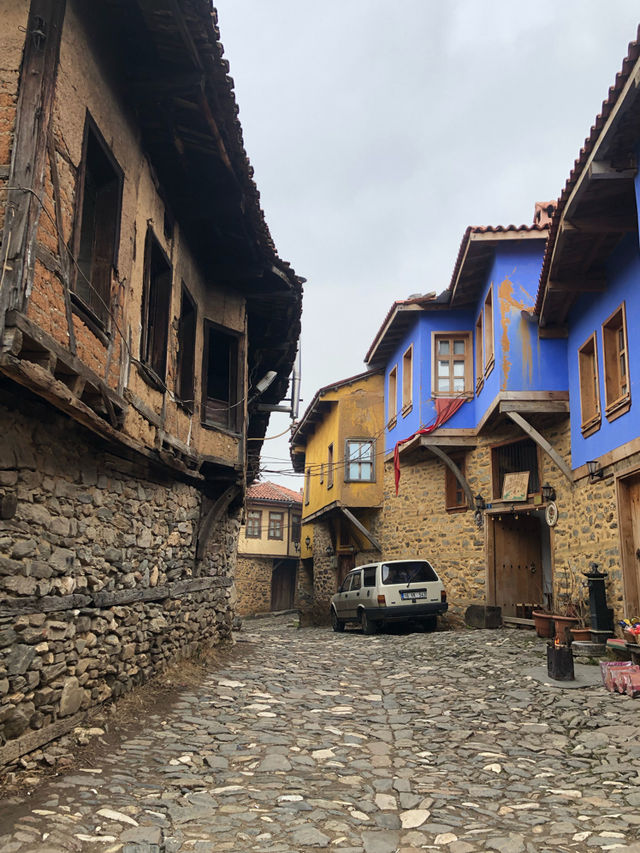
[305,536,311,549]
[326,545,334,556]
[586,460,603,484]
[541,483,556,502]
[474,494,486,512]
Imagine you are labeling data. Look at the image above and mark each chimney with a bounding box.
[534,201,557,228]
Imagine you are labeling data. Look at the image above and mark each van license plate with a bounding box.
[401,590,427,600]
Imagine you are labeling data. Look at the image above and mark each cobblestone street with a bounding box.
[2,615,640,853]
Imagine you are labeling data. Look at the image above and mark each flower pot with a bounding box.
[532,610,554,638]
[552,615,579,644]
[570,627,591,642]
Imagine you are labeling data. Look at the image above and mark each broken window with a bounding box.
[246,510,262,539]
[345,439,375,482]
[72,115,123,326]
[176,284,197,411]
[202,321,241,432]
[268,511,284,540]
[602,303,630,421]
[578,332,601,437]
[327,444,334,489]
[140,228,172,383]
[305,468,311,505]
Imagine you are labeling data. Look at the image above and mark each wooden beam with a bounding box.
[499,400,570,415]
[564,216,635,234]
[505,410,573,483]
[196,484,241,559]
[340,506,382,552]
[548,278,607,293]
[424,445,475,509]
[419,435,478,448]
[0,0,67,340]
[588,161,637,181]
[538,325,568,339]
[0,710,85,767]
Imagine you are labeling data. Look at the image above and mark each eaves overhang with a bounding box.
[536,27,640,328]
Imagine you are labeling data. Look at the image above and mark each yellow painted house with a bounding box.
[290,369,384,617]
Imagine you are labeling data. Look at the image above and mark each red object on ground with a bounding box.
[393,397,466,496]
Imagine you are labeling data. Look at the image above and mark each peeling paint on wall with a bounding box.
[498,274,533,390]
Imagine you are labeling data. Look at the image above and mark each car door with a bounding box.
[334,572,355,619]
[344,570,363,619]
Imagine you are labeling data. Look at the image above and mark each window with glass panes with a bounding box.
[602,303,630,420]
[345,439,375,482]
[268,511,284,540]
[246,510,261,538]
[433,333,471,396]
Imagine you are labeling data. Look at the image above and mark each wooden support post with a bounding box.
[505,410,574,483]
[340,506,382,552]
[196,484,241,559]
[425,445,475,509]
[0,0,67,339]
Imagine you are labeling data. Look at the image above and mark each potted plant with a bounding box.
[555,566,590,643]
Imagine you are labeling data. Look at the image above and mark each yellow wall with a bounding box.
[299,373,384,519]
[238,501,301,558]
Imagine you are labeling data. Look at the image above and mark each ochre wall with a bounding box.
[23,5,244,465]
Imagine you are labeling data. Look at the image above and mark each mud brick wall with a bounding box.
[0,390,239,764]
[234,555,273,616]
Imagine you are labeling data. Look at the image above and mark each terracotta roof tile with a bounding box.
[247,481,303,504]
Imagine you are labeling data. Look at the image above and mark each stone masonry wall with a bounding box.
[0,388,238,764]
[377,418,631,622]
[235,556,272,616]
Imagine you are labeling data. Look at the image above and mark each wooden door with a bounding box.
[271,560,296,611]
[618,472,640,617]
[492,514,543,616]
[338,553,355,589]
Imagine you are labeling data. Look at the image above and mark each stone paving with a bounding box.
[1,614,640,853]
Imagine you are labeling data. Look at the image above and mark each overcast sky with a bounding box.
[214,1,640,487]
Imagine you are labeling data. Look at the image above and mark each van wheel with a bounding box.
[421,615,437,632]
[361,610,377,635]
[331,608,345,632]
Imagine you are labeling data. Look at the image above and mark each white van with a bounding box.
[330,559,447,634]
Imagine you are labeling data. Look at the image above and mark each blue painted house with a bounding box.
[536,32,640,619]
[365,207,575,619]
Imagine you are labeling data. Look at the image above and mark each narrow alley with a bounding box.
[1,616,640,853]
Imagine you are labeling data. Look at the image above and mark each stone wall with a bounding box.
[235,556,273,616]
[306,521,338,623]
[377,417,631,621]
[0,387,238,765]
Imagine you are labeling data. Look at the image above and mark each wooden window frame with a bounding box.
[402,346,413,416]
[70,112,124,331]
[431,331,473,398]
[176,283,197,413]
[139,227,172,388]
[305,468,310,505]
[475,311,484,394]
[268,511,284,540]
[484,286,495,377]
[246,509,262,539]
[602,302,631,421]
[201,319,243,434]
[327,444,334,489]
[445,453,468,512]
[291,513,301,544]
[388,365,398,428]
[578,332,601,437]
[320,463,324,484]
[344,438,376,483]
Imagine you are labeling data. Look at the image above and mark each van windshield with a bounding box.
[381,561,437,585]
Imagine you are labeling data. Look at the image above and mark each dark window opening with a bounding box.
[176,285,197,410]
[291,514,301,543]
[73,117,123,326]
[492,438,540,499]
[141,229,172,382]
[202,321,241,432]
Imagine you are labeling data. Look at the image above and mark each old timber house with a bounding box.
[0,0,302,765]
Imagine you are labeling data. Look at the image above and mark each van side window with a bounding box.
[351,573,362,590]
[363,567,376,587]
[339,574,354,593]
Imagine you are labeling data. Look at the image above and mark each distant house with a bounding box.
[290,369,384,619]
[236,482,302,614]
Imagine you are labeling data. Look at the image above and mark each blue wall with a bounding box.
[383,239,568,455]
[568,233,640,468]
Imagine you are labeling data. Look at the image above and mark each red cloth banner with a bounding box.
[393,397,467,495]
